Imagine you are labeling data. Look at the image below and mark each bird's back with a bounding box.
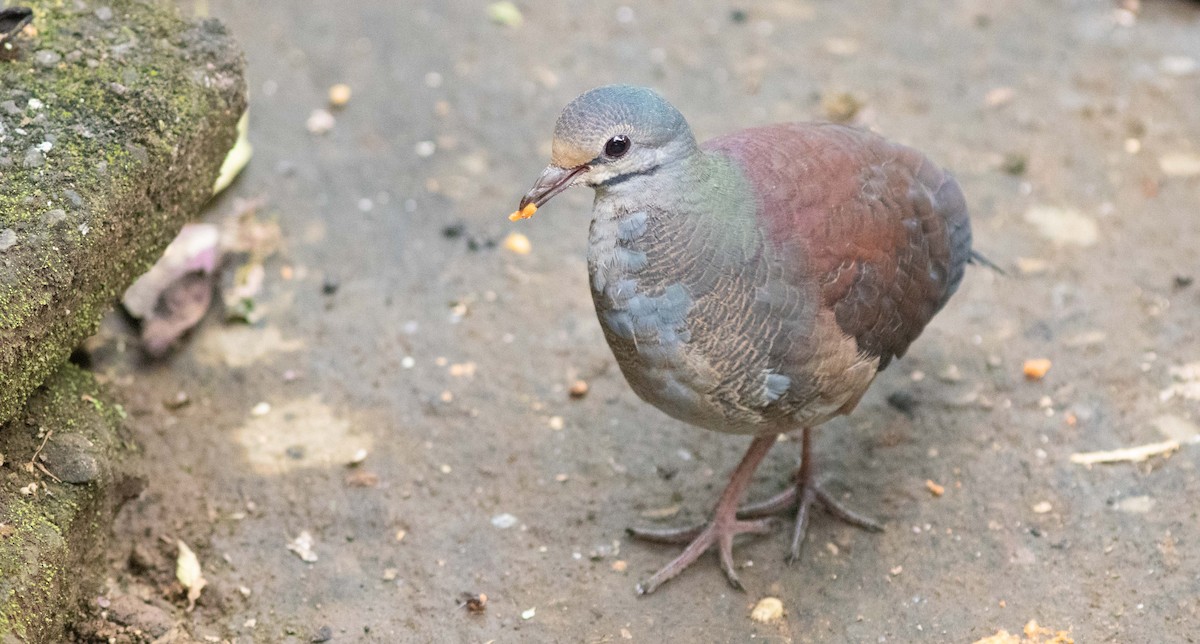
[704,123,973,371]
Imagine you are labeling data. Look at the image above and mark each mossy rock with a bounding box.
[0,0,246,425]
[0,363,142,642]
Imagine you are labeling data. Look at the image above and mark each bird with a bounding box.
[511,84,987,595]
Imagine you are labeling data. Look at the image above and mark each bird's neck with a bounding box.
[592,150,740,215]
[590,150,760,258]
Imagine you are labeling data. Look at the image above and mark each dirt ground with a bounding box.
[75,1,1199,642]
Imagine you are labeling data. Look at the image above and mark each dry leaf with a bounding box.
[176,540,207,612]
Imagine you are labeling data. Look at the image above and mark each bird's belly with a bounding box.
[588,264,771,434]
[592,284,740,432]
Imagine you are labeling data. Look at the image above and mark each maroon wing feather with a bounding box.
[705,123,972,370]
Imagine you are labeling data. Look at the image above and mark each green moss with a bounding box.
[0,364,136,642]
[0,0,246,424]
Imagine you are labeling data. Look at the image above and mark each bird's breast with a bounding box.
[586,203,775,433]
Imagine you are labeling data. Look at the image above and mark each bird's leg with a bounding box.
[627,434,778,595]
[737,427,883,563]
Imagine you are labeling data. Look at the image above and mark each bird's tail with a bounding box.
[968,250,1006,276]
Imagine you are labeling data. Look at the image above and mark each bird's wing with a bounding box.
[706,123,972,371]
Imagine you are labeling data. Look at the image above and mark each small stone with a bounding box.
[821,91,863,123]
[502,232,532,255]
[286,531,319,562]
[306,109,335,134]
[521,607,536,620]
[1159,152,1200,177]
[414,140,436,157]
[1160,55,1197,77]
[1015,257,1051,275]
[1115,496,1155,513]
[937,364,963,383]
[488,1,524,27]
[1023,206,1098,247]
[568,379,589,398]
[41,434,101,484]
[328,83,352,107]
[43,209,67,226]
[886,390,917,416]
[251,401,271,416]
[23,147,45,168]
[381,567,399,581]
[35,49,63,67]
[925,479,945,497]
[322,275,340,295]
[164,391,190,409]
[984,86,1015,107]
[491,513,518,529]
[1023,359,1052,381]
[548,416,564,430]
[750,597,784,623]
[95,6,114,20]
[0,228,16,252]
[1000,153,1027,176]
[1032,501,1053,514]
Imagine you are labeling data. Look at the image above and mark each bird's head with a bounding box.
[511,85,697,220]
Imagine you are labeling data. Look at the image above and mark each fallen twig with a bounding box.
[1070,439,1180,465]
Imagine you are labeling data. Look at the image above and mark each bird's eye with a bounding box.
[604,135,630,159]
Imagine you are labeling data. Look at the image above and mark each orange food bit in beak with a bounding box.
[509,203,538,221]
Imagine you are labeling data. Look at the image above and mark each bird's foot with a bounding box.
[627,515,777,595]
[737,478,882,563]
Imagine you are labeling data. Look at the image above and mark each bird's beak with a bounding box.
[511,164,588,220]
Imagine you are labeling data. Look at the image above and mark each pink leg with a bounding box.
[627,434,778,595]
[737,427,882,563]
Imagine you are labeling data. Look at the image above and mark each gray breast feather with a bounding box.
[601,281,693,346]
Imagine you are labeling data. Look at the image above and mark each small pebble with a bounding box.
[1023,206,1098,247]
[251,402,271,416]
[1023,359,1052,381]
[328,83,352,107]
[488,1,524,27]
[35,50,62,67]
[164,391,190,409]
[568,379,589,398]
[0,229,16,252]
[1032,501,1053,514]
[23,148,45,168]
[306,109,335,134]
[925,479,945,497]
[491,513,518,529]
[521,607,536,620]
[503,232,532,255]
[1160,55,1197,77]
[1159,152,1200,177]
